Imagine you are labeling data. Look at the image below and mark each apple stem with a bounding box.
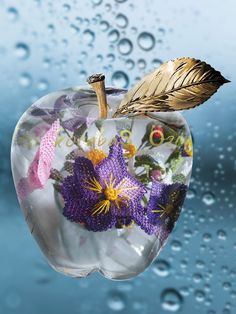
[87,74,108,119]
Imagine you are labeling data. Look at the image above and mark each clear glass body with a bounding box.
[11,86,192,280]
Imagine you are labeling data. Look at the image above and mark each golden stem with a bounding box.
[87,73,108,119]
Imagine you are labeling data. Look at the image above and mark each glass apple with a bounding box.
[11,86,192,280]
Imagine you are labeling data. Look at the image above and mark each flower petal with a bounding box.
[62,175,99,222]
[27,119,60,189]
[96,137,127,185]
[147,180,187,227]
[115,174,146,201]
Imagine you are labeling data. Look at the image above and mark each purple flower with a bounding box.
[61,137,146,231]
[30,95,94,132]
[143,180,187,244]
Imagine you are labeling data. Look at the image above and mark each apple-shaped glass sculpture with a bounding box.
[11,58,227,280]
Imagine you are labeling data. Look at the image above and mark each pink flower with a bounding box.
[17,119,60,200]
[151,169,163,181]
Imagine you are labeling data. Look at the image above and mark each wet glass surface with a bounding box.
[0,0,236,313]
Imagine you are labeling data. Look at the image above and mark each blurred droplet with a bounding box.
[203,232,212,242]
[37,79,49,91]
[152,58,163,68]
[195,290,205,302]
[180,286,191,297]
[116,14,128,28]
[107,53,115,62]
[137,59,146,70]
[193,273,203,283]
[171,240,182,252]
[112,71,129,88]
[91,0,103,5]
[5,291,22,309]
[153,259,170,277]
[202,192,215,205]
[15,43,30,60]
[186,189,196,199]
[161,289,183,312]
[19,73,32,88]
[62,3,71,12]
[118,38,133,55]
[217,229,227,240]
[7,7,19,21]
[43,58,52,69]
[83,29,95,44]
[108,30,120,43]
[223,282,232,291]
[34,260,54,284]
[100,20,110,31]
[138,32,155,51]
[125,59,135,70]
[107,291,126,311]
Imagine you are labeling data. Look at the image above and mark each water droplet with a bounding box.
[202,192,215,205]
[153,259,170,277]
[196,260,205,269]
[117,282,133,292]
[62,3,71,12]
[19,73,32,88]
[70,24,80,34]
[138,32,155,51]
[152,58,163,68]
[203,232,212,242]
[112,71,129,88]
[100,20,110,31]
[132,300,146,311]
[15,42,30,60]
[180,286,190,297]
[92,0,103,5]
[79,70,87,79]
[43,58,52,69]
[194,290,205,302]
[223,282,231,291]
[158,27,166,36]
[193,273,203,283]
[37,79,49,91]
[34,260,54,284]
[7,7,19,21]
[171,240,182,251]
[107,53,115,62]
[217,229,227,240]
[118,38,133,55]
[96,54,103,62]
[186,188,196,199]
[47,24,55,34]
[125,59,135,70]
[116,14,128,28]
[137,59,146,69]
[161,289,183,312]
[5,291,21,309]
[108,29,120,43]
[107,291,126,311]
[83,29,95,44]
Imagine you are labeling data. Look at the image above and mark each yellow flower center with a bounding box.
[184,138,193,156]
[152,203,174,217]
[83,174,139,216]
[86,149,107,166]
[123,143,137,158]
[104,187,119,201]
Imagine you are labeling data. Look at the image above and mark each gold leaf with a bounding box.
[113,57,229,117]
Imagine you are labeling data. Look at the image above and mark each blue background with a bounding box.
[0,0,236,313]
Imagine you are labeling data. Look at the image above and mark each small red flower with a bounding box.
[152,126,164,139]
